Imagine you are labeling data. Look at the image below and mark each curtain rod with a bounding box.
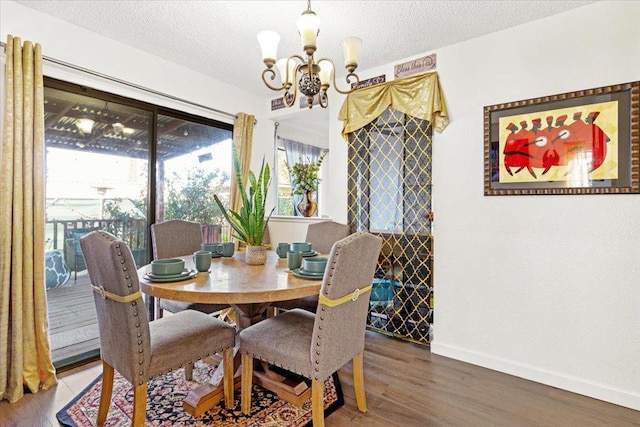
[1,40,256,124]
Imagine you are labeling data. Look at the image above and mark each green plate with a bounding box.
[145,268,191,279]
[301,250,318,257]
[144,269,197,282]
[292,269,324,280]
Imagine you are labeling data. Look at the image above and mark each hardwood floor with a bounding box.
[1,331,638,426]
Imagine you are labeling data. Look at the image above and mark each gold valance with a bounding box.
[338,71,449,139]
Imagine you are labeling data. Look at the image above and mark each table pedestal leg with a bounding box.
[182,302,311,416]
[183,303,268,416]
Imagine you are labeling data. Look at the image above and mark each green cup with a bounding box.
[220,242,235,257]
[193,251,212,272]
[287,251,303,270]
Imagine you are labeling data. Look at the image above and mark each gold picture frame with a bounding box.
[484,81,639,195]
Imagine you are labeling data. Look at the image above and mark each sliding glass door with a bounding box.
[43,78,233,369]
[44,85,152,367]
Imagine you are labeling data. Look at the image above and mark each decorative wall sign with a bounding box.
[271,97,286,111]
[394,54,436,78]
[484,81,640,195]
[352,74,386,90]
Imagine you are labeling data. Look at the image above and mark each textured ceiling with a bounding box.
[16,0,594,132]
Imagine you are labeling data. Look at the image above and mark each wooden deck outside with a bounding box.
[46,272,100,367]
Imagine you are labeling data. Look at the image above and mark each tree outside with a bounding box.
[164,168,230,225]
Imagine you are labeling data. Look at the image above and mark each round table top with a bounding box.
[138,250,322,305]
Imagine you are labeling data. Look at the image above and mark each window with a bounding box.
[277,147,295,215]
[276,139,325,217]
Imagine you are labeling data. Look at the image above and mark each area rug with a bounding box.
[56,361,343,426]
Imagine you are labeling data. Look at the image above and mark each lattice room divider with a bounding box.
[347,107,434,345]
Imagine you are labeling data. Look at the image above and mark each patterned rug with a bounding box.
[56,361,343,426]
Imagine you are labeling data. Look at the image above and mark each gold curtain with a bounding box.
[338,72,449,138]
[229,113,255,246]
[0,36,57,403]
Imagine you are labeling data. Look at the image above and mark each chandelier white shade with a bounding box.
[257,0,362,109]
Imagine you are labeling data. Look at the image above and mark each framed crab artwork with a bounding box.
[484,81,639,195]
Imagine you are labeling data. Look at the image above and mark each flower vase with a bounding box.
[245,245,267,265]
[296,191,317,217]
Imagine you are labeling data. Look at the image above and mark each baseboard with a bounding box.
[431,342,640,411]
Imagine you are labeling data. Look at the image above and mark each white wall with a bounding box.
[325,1,640,410]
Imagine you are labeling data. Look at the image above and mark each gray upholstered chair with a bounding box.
[239,232,383,427]
[151,219,230,318]
[80,231,236,427]
[272,221,351,313]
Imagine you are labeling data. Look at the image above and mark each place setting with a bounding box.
[201,242,235,258]
[292,257,328,280]
[143,258,197,282]
[277,241,327,280]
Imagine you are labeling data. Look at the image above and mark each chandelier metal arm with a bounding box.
[318,91,328,108]
[261,54,305,93]
[261,68,285,91]
[334,71,360,94]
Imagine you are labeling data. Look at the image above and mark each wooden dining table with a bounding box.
[138,250,322,416]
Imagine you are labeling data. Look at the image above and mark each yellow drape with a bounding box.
[338,72,449,138]
[0,35,57,403]
[229,113,255,247]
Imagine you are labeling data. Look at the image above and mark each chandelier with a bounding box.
[257,0,362,109]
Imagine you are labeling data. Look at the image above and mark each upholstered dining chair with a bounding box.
[80,231,236,427]
[239,232,383,427]
[151,219,230,319]
[271,220,351,313]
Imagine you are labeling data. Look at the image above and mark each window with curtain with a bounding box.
[278,138,326,216]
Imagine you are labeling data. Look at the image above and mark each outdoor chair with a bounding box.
[239,232,383,427]
[80,230,236,427]
[272,221,351,313]
[64,227,99,283]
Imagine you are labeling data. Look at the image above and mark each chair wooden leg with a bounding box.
[241,353,253,414]
[97,361,114,426]
[184,363,194,381]
[223,347,234,409]
[132,382,148,427]
[311,379,325,427]
[353,352,367,413]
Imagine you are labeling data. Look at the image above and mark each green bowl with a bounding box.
[291,242,312,253]
[301,257,327,273]
[150,258,185,276]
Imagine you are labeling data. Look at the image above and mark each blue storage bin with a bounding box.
[370,278,395,308]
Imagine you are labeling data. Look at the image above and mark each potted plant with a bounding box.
[286,151,326,217]
[214,146,274,265]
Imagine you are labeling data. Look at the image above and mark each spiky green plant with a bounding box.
[214,145,274,246]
